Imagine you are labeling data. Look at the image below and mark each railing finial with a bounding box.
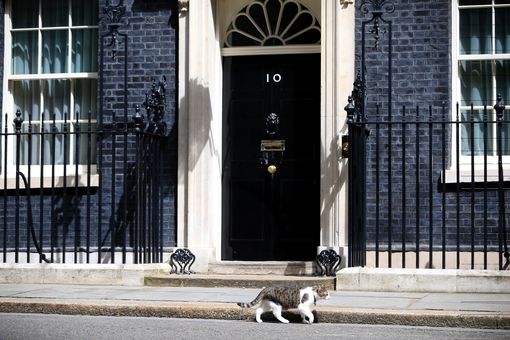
[495,94,505,118]
[13,109,23,132]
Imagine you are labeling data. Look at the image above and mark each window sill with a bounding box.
[443,166,510,184]
[0,174,99,190]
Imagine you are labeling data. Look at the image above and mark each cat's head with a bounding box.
[313,285,330,300]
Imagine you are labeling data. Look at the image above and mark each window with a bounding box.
[220,0,321,57]
[224,0,321,47]
[455,0,510,159]
[2,0,98,183]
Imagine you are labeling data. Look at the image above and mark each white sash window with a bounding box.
[2,0,98,183]
[455,0,510,159]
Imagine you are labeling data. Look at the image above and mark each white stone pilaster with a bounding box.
[178,0,223,271]
[320,0,355,262]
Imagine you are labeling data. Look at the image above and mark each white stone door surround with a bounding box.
[177,0,355,271]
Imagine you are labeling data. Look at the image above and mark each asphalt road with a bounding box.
[0,313,509,340]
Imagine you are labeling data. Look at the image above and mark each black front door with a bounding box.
[222,54,320,261]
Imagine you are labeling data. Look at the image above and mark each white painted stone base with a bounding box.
[0,263,170,286]
[336,267,510,293]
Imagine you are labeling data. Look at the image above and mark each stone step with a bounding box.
[144,274,335,290]
[207,261,318,276]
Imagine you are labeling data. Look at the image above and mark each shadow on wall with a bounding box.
[179,78,217,175]
[131,0,178,29]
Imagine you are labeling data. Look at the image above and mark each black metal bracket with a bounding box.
[169,248,196,275]
[360,0,395,49]
[102,0,127,60]
[315,249,341,277]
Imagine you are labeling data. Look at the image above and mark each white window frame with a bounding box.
[1,0,99,189]
[450,0,510,182]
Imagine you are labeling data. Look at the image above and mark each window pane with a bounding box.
[78,123,97,164]
[43,79,70,121]
[20,124,41,165]
[42,0,69,27]
[459,0,491,5]
[74,79,97,120]
[42,123,67,165]
[459,8,492,55]
[72,0,98,26]
[495,0,510,4]
[496,60,510,105]
[12,80,41,121]
[460,60,493,106]
[460,109,493,156]
[72,29,98,72]
[42,30,68,73]
[12,0,38,28]
[12,32,38,75]
[504,110,510,155]
[496,8,510,54]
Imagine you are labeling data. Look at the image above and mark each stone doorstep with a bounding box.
[207,261,318,276]
[144,274,336,290]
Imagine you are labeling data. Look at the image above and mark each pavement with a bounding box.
[1,283,510,329]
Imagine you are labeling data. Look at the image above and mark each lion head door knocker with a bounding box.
[260,112,285,175]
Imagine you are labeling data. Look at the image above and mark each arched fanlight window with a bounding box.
[224,0,321,47]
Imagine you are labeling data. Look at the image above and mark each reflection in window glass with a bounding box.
[495,8,510,54]
[460,61,492,106]
[496,60,510,104]
[20,125,41,165]
[42,30,68,74]
[12,32,38,74]
[74,79,97,120]
[13,80,41,121]
[459,8,492,55]
[43,79,70,121]
[72,29,98,72]
[460,110,494,156]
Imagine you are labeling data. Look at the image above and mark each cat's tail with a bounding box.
[236,288,266,308]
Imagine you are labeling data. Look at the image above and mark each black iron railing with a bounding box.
[0,86,169,265]
[346,95,510,270]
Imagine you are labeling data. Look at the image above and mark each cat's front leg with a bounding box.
[298,305,314,324]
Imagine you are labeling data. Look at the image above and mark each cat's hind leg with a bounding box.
[255,300,272,323]
[255,307,264,323]
[269,302,289,324]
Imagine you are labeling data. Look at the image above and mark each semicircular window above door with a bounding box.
[224,0,321,47]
